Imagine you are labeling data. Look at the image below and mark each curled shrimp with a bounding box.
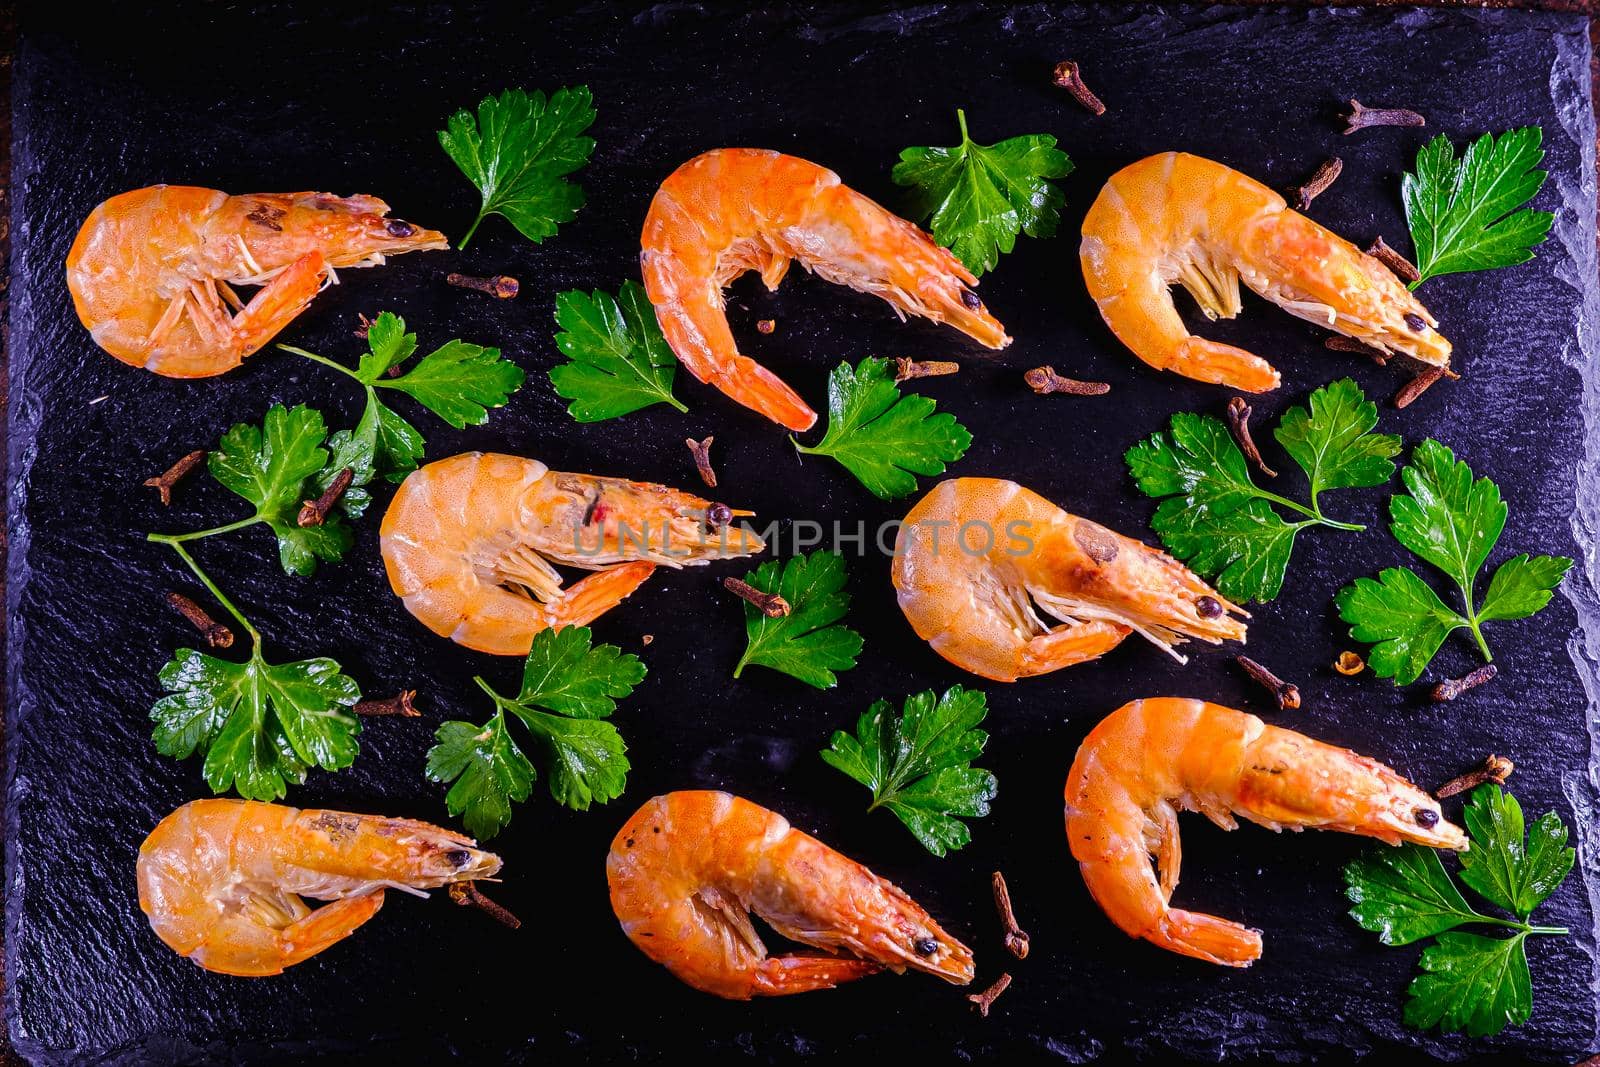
[66,186,446,378]
[136,799,500,976]
[607,791,973,999]
[1079,153,1451,391]
[380,452,765,656]
[641,149,1011,432]
[892,478,1246,682]
[1065,698,1467,967]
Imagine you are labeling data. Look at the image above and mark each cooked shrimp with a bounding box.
[892,478,1246,682]
[66,186,446,378]
[607,791,973,998]
[640,149,1011,432]
[380,452,765,656]
[1080,152,1452,391]
[136,799,501,976]
[1065,698,1467,967]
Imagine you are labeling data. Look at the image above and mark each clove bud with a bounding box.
[165,591,233,649]
[1341,99,1425,134]
[1366,237,1421,285]
[1051,61,1105,115]
[298,468,354,527]
[968,973,1013,1017]
[448,881,522,929]
[1325,335,1390,366]
[894,358,960,382]
[723,577,789,618]
[1290,157,1343,212]
[144,450,207,506]
[1394,365,1445,410]
[446,272,519,299]
[1025,366,1110,396]
[352,690,420,717]
[1235,655,1301,711]
[685,436,718,489]
[1226,397,1276,478]
[1436,754,1514,799]
[991,871,1030,960]
[1431,664,1497,703]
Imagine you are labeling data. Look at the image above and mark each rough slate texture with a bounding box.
[6,2,1600,1063]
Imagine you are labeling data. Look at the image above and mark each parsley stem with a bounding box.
[458,211,487,251]
[151,538,261,647]
[1457,575,1494,662]
[955,107,970,144]
[147,517,261,544]
[276,344,362,381]
[1254,488,1365,531]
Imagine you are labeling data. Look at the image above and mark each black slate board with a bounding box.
[7,2,1600,1062]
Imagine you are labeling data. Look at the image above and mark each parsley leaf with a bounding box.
[732,551,863,689]
[794,358,971,500]
[892,109,1073,277]
[152,646,361,802]
[438,85,597,249]
[280,312,524,509]
[209,404,352,576]
[550,281,687,421]
[1336,439,1572,683]
[1127,379,1395,602]
[1345,785,1573,1038]
[821,686,997,856]
[425,627,645,837]
[1403,127,1554,287]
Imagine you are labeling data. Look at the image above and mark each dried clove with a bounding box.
[297,468,354,527]
[448,881,522,929]
[1334,651,1366,676]
[894,358,960,382]
[165,591,233,649]
[1290,157,1343,212]
[1341,99,1425,134]
[354,312,374,339]
[1325,335,1390,366]
[968,973,1013,1017]
[1394,365,1445,410]
[1235,655,1301,711]
[352,690,420,717]
[756,319,776,334]
[1431,664,1497,703]
[446,272,519,299]
[1436,753,1514,799]
[143,450,207,506]
[1226,397,1277,478]
[685,436,718,489]
[1051,60,1105,115]
[1365,236,1421,285]
[1025,366,1110,396]
[991,871,1030,960]
[723,577,790,618]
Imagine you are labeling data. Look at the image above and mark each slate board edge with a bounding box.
[1554,15,1600,1059]
[3,4,1600,1062]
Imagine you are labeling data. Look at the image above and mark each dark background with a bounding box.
[5,2,1600,1063]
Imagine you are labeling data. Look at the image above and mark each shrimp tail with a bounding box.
[750,954,885,997]
[1171,337,1280,393]
[549,562,658,627]
[717,354,818,432]
[1153,910,1263,968]
[194,890,386,977]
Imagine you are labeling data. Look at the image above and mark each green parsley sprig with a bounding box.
[1335,439,1572,685]
[278,312,525,515]
[425,626,646,838]
[1126,378,1400,602]
[794,358,972,500]
[438,86,597,249]
[893,109,1073,277]
[148,404,353,576]
[1345,785,1573,1037]
[1403,127,1554,287]
[550,280,686,421]
[821,686,997,856]
[149,544,361,802]
[732,551,862,689]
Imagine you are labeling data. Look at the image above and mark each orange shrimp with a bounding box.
[640,149,1011,432]
[380,453,764,656]
[1080,153,1451,391]
[607,791,973,999]
[1064,698,1467,967]
[136,799,501,976]
[892,478,1246,682]
[66,186,446,378]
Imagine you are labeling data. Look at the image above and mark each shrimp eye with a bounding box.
[386,219,418,238]
[959,288,982,311]
[445,849,473,867]
[1404,312,1427,332]
[1413,808,1440,828]
[1195,596,1223,619]
[912,937,939,957]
